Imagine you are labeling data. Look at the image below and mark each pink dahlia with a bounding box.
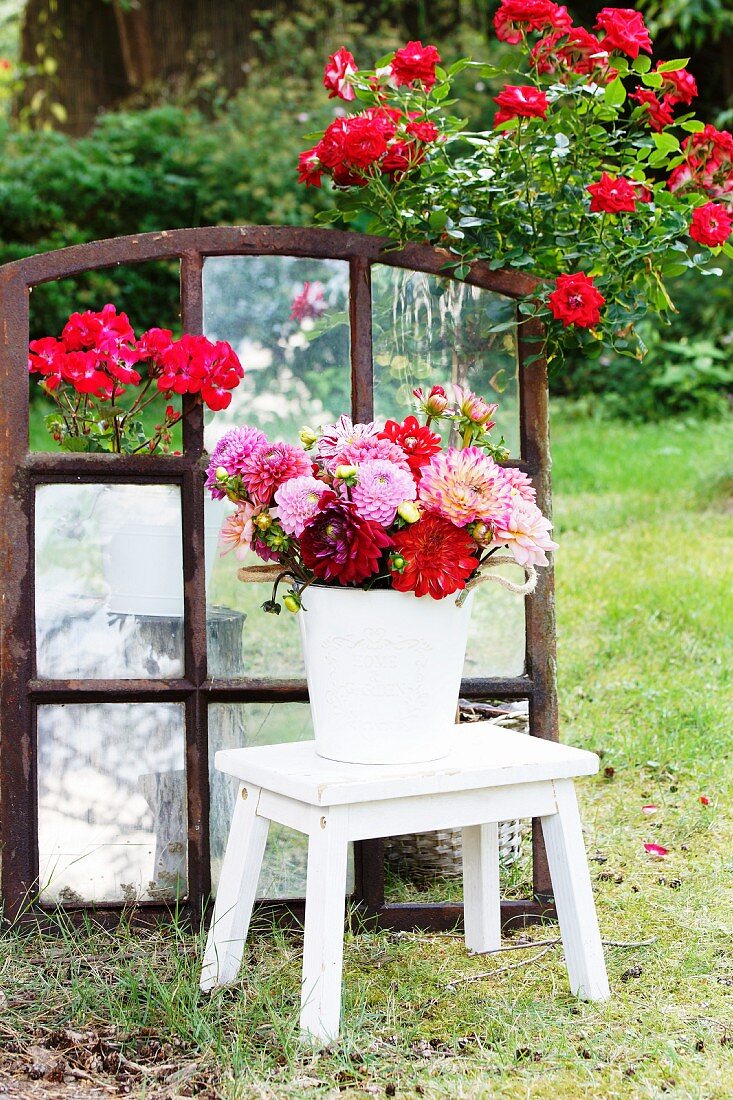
[350,459,417,525]
[274,475,330,536]
[316,414,379,465]
[335,435,411,471]
[218,502,260,560]
[418,447,513,528]
[205,426,268,499]
[491,498,558,567]
[240,441,312,505]
[499,466,537,502]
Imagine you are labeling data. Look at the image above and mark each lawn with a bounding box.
[2,410,732,1100]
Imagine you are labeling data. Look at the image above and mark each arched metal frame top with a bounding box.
[0,226,557,930]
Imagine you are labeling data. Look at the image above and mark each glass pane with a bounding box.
[371,266,520,456]
[463,563,526,678]
[203,255,349,677]
[208,702,354,899]
[28,264,182,453]
[35,484,185,679]
[38,702,186,904]
[202,255,351,446]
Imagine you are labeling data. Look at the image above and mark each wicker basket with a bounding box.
[383,702,529,881]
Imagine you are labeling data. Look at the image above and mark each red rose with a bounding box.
[298,147,323,188]
[586,172,637,214]
[548,272,606,328]
[679,125,733,200]
[389,513,478,600]
[689,202,732,248]
[342,115,390,168]
[391,41,441,90]
[494,0,572,45]
[595,7,652,58]
[381,140,415,176]
[406,119,439,142]
[323,47,358,102]
[493,85,549,126]
[379,415,441,478]
[655,65,697,106]
[630,88,675,132]
[532,27,616,82]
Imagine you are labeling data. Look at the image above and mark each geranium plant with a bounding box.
[207,384,557,610]
[298,6,733,367]
[28,304,244,453]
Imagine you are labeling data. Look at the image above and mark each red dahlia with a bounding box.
[389,513,478,600]
[378,415,441,477]
[300,493,393,585]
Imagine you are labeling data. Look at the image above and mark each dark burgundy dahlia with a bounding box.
[300,493,393,585]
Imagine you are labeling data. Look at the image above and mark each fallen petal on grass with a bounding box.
[644,843,669,858]
[641,804,658,814]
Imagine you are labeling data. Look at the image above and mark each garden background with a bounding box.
[1,2,732,1099]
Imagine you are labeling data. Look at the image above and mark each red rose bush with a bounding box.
[29,305,244,453]
[208,387,556,611]
[299,4,732,368]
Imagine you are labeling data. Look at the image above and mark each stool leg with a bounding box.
[541,779,610,1001]
[201,783,269,992]
[462,822,501,954]
[300,807,349,1043]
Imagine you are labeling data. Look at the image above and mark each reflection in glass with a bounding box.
[35,484,185,679]
[38,703,186,904]
[202,255,350,676]
[202,256,351,449]
[371,266,520,455]
[208,703,354,899]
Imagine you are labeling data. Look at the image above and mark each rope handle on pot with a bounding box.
[237,564,283,584]
[455,555,537,606]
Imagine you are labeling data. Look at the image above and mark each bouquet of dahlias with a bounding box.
[207,384,557,611]
[28,304,244,454]
[299,8,732,368]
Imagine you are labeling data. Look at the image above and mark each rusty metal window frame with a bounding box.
[0,226,557,929]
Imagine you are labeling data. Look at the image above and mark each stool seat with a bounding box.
[202,724,610,1043]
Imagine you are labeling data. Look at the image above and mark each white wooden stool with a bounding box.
[201,725,610,1041]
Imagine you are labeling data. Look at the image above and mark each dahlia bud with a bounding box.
[389,553,406,573]
[413,384,449,418]
[299,426,319,449]
[397,500,421,524]
[215,466,229,482]
[283,592,301,613]
[334,464,357,481]
[254,512,272,531]
[455,385,497,427]
[470,521,492,546]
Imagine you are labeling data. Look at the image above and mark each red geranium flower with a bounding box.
[548,272,605,328]
[494,0,572,45]
[391,41,441,90]
[379,415,441,477]
[323,47,358,102]
[689,202,732,247]
[62,303,135,354]
[586,172,637,214]
[157,334,244,411]
[630,88,675,132]
[595,7,652,58]
[493,85,549,126]
[389,513,478,599]
[300,493,393,585]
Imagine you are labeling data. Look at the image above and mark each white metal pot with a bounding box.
[98,486,225,617]
[298,585,474,765]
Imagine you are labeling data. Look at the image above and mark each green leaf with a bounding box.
[652,132,680,155]
[432,83,450,102]
[604,78,626,107]
[641,72,664,88]
[681,119,705,133]
[656,58,690,73]
[632,55,652,73]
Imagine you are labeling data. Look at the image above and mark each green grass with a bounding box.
[2,410,733,1099]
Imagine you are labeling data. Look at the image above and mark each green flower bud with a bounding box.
[254,512,272,531]
[299,426,319,449]
[335,464,357,481]
[215,466,229,482]
[283,594,301,613]
[390,553,406,573]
